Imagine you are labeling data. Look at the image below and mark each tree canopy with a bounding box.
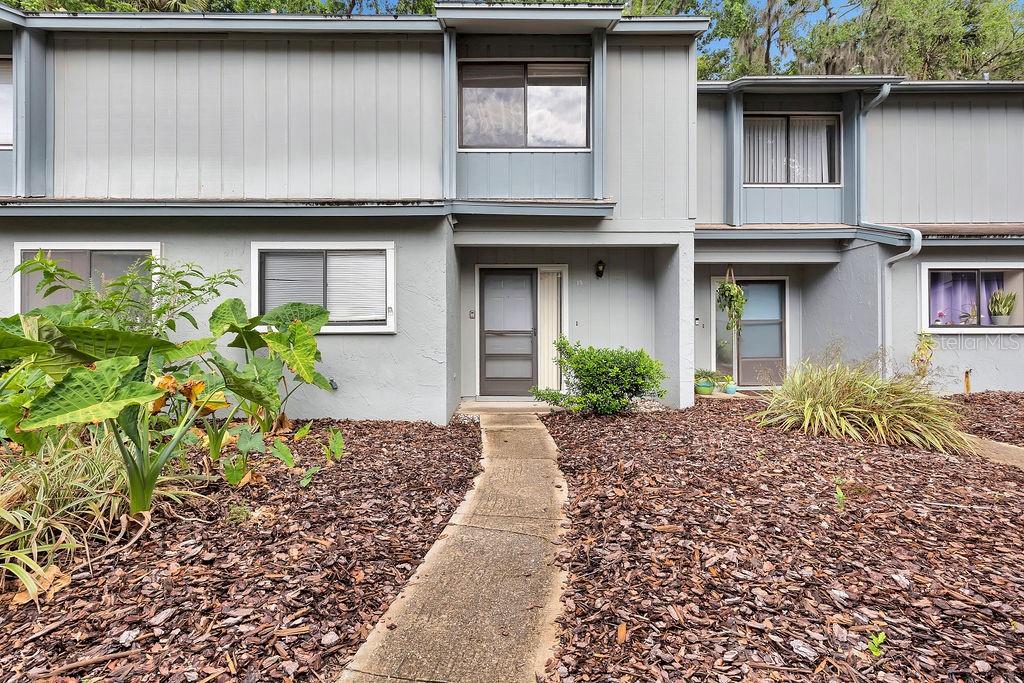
[10,0,1024,80]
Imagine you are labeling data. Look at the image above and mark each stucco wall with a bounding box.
[0,217,455,423]
[802,240,884,363]
[890,245,1024,393]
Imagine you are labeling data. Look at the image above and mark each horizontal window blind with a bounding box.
[260,249,389,325]
[327,250,387,322]
[262,252,325,312]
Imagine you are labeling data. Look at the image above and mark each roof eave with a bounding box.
[11,11,443,33]
[697,75,906,94]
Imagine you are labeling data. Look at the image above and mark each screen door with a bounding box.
[716,279,787,387]
[480,269,538,396]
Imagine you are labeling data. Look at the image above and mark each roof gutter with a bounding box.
[861,82,892,114]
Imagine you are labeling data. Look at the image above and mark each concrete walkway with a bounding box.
[338,413,567,683]
[965,433,1024,469]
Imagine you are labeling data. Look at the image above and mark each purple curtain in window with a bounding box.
[929,271,1004,326]
[981,272,1005,325]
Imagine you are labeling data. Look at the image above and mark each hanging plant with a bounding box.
[716,279,747,332]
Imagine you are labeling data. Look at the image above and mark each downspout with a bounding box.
[856,82,922,362]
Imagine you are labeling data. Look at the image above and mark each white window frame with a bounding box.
[742,111,844,188]
[250,241,396,335]
[709,275,792,389]
[11,241,161,315]
[919,261,1024,335]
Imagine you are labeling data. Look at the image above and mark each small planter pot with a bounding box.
[695,381,715,396]
[992,315,1012,326]
[724,383,738,395]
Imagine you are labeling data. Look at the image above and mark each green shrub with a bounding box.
[531,336,666,415]
[755,359,973,454]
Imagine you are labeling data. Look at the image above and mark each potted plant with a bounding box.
[989,289,1017,326]
[695,369,718,395]
[716,280,747,333]
[718,374,738,395]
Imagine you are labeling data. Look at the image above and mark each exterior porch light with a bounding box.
[595,260,606,278]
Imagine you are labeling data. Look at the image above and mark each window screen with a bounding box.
[261,249,389,325]
[19,248,150,312]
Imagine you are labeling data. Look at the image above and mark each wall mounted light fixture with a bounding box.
[594,260,606,278]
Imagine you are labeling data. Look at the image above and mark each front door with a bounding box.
[480,269,538,396]
[715,279,787,387]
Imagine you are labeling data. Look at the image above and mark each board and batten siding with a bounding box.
[606,36,692,223]
[696,95,726,224]
[743,187,843,224]
[52,36,443,200]
[865,93,1024,224]
[456,152,592,199]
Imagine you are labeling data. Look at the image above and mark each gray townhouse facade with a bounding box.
[0,2,1021,423]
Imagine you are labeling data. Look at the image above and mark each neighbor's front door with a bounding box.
[716,279,787,387]
[480,269,538,396]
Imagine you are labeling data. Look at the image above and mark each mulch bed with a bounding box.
[949,391,1024,448]
[0,418,480,683]
[542,401,1024,682]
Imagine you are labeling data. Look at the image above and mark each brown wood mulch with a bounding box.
[0,418,481,683]
[949,391,1024,448]
[542,401,1024,683]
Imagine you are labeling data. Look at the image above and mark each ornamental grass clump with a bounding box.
[531,336,666,415]
[755,360,974,454]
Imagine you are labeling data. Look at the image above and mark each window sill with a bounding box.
[458,148,592,154]
[317,324,396,335]
[924,326,1024,335]
[743,183,843,189]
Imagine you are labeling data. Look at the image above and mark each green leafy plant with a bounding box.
[694,369,720,384]
[324,428,345,462]
[834,477,848,511]
[867,631,887,657]
[531,336,666,415]
[222,428,265,486]
[716,280,747,332]
[293,422,312,442]
[756,359,974,454]
[271,439,295,468]
[989,289,1017,317]
[225,505,251,525]
[910,332,936,377]
[299,466,321,488]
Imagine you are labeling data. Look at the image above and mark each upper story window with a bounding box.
[925,265,1023,332]
[744,114,840,185]
[0,57,12,149]
[459,62,589,150]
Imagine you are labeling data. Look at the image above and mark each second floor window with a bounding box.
[0,58,12,149]
[460,62,589,150]
[744,114,840,185]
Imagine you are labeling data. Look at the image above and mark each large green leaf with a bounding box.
[209,298,252,337]
[162,337,215,363]
[210,353,281,412]
[0,329,53,361]
[21,356,165,430]
[20,316,92,379]
[57,326,175,360]
[264,321,320,384]
[262,303,330,335]
[226,329,268,353]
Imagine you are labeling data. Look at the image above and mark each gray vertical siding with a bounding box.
[696,95,725,223]
[865,93,1024,224]
[742,186,844,224]
[455,152,592,199]
[606,36,692,224]
[52,36,444,200]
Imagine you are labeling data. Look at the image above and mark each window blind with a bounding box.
[262,252,325,312]
[789,117,832,184]
[326,250,387,322]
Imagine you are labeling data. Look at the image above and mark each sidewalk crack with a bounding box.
[447,521,555,542]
